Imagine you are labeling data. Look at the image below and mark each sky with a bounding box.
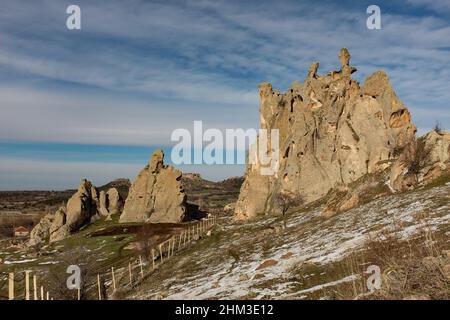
[0,0,449,190]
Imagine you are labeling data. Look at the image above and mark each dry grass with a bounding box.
[328,214,449,300]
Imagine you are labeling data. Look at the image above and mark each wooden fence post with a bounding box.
[159,244,163,263]
[25,271,30,300]
[178,233,182,251]
[139,255,144,278]
[111,267,116,291]
[46,292,49,300]
[167,239,171,258]
[151,249,155,270]
[78,288,81,300]
[33,275,38,300]
[172,237,176,256]
[97,274,102,300]
[40,286,44,300]
[8,272,14,300]
[128,262,133,286]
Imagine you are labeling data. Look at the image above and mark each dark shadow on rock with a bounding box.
[183,202,208,221]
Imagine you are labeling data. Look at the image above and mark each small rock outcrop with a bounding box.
[390,130,450,191]
[106,188,123,215]
[99,188,123,221]
[321,186,359,219]
[119,149,187,223]
[29,212,55,246]
[235,48,416,220]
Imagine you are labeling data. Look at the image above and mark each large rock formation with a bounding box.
[119,149,187,223]
[29,180,123,245]
[235,48,416,220]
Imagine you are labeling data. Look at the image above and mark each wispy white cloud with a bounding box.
[0,85,257,145]
[0,0,449,188]
[406,0,450,13]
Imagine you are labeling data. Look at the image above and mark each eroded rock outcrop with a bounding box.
[29,212,55,246]
[390,130,450,191]
[235,48,416,220]
[29,180,123,245]
[119,149,187,223]
[106,188,123,215]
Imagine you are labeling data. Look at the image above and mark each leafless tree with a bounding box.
[136,225,153,260]
[433,120,443,134]
[408,138,432,175]
[275,191,304,228]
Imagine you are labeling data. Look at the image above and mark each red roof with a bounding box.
[14,226,29,232]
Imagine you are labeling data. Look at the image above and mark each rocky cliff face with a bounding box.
[119,149,187,223]
[235,48,416,220]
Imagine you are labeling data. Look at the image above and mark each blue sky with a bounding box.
[0,0,449,190]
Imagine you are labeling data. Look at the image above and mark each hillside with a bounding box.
[128,176,450,300]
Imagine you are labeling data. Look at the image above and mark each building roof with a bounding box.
[14,226,29,232]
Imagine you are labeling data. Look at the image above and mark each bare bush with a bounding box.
[433,121,443,134]
[46,246,100,300]
[333,213,450,300]
[275,191,304,228]
[136,225,154,260]
[407,138,432,175]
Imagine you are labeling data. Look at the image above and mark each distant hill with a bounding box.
[181,173,243,213]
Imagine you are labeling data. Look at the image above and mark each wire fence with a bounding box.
[0,215,217,300]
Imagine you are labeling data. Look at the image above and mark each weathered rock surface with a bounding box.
[29,212,55,246]
[65,179,98,231]
[49,207,67,241]
[98,191,109,217]
[321,186,359,218]
[119,149,187,223]
[106,188,123,215]
[235,48,416,220]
